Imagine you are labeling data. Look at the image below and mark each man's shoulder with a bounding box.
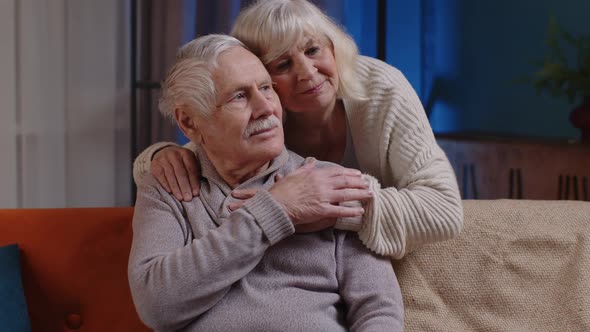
[284,149,342,171]
[138,172,162,190]
[135,172,188,208]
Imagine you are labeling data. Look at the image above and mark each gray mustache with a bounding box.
[244,115,281,138]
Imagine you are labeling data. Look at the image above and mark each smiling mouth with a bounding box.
[302,81,325,94]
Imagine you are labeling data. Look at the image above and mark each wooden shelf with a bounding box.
[436,134,590,200]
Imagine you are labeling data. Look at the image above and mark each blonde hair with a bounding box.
[231,0,367,101]
[158,34,247,119]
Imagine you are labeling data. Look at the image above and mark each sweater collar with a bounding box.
[194,145,290,196]
[193,145,290,224]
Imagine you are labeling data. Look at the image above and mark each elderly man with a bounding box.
[128,34,403,332]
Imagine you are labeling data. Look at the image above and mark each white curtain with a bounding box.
[132,0,245,152]
[0,0,131,208]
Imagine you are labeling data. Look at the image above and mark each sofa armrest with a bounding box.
[0,208,151,332]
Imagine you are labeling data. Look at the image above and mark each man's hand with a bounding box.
[229,159,371,229]
[151,146,200,201]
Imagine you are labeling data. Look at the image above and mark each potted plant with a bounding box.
[525,17,590,143]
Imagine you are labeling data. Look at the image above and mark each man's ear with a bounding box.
[174,107,202,144]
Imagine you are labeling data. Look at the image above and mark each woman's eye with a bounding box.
[275,61,290,72]
[306,46,320,56]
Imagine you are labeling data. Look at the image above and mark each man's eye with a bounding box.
[232,92,246,101]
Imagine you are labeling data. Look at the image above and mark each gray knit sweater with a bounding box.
[128,147,404,332]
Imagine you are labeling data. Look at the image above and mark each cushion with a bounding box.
[0,244,31,332]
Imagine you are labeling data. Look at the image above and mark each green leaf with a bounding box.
[518,16,590,107]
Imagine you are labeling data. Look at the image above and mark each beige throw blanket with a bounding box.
[394,199,590,332]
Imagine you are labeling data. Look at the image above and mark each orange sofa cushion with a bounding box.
[0,208,150,332]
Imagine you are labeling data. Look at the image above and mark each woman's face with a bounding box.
[266,36,339,114]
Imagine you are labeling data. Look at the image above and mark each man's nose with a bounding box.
[293,56,317,81]
[251,89,275,119]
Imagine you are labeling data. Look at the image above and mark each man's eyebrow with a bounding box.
[221,79,273,98]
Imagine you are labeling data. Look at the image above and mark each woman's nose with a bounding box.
[293,57,317,81]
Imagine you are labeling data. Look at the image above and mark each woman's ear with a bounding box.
[174,107,202,144]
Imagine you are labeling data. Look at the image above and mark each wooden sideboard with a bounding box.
[436,134,590,200]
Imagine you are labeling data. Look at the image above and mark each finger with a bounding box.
[301,158,317,170]
[171,160,193,201]
[152,146,171,161]
[274,173,284,182]
[321,204,365,218]
[183,154,201,196]
[304,157,317,166]
[232,189,258,199]
[227,201,245,211]
[323,166,362,177]
[329,188,373,203]
[163,163,184,201]
[330,175,370,190]
[151,164,172,193]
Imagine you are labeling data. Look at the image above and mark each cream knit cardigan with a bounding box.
[133,56,464,259]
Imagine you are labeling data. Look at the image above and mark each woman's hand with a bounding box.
[230,159,371,229]
[150,146,200,201]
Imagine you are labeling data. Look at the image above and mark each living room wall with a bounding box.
[425,0,590,140]
[323,0,590,140]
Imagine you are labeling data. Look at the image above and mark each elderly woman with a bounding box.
[133,0,463,257]
[128,34,403,332]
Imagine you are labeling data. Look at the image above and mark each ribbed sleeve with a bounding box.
[244,190,295,245]
[132,141,178,185]
[348,56,464,258]
[133,141,199,187]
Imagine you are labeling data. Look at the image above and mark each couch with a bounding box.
[0,207,149,332]
[1,199,589,331]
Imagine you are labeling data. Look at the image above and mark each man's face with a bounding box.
[197,46,284,168]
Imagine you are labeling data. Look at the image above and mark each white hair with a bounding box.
[231,0,368,101]
[158,34,247,119]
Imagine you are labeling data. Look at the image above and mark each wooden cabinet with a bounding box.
[436,134,590,200]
